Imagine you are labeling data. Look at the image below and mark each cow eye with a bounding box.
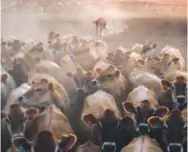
[6,117,11,124]
[107,74,112,78]
[35,88,42,92]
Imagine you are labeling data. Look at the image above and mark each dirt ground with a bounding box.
[1,1,187,61]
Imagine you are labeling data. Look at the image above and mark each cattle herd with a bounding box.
[1,18,187,152]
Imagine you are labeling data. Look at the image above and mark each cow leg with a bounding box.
[96,26,98,36]
[99,28,102,39]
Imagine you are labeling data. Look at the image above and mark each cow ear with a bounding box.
[154,106,169,118]
[147,116,163,129]
[95,68,102,75]
[48,83,55,91]
[25,107,39,120]
[59,134,77,152]
[82,114,97,125]
[40,78,49,84]
[137,60,145,66]
[12,136,31,151]
[6,115,11,124]
[122,102,135,114]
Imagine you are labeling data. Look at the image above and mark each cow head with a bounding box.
[18,79,54,108]
[32,131,77,152]
[92,65,121,90]
[82,109,136,152]
[77,71,100,94]
[163,110,187,147]
[4,104,27,142]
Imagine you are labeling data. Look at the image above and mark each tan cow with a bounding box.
[12,106,77,152]
[18,73,70,110]
[124,85,158,108]
[163,70,188,82]
[128,69,162,97]
[159,45,185,72]
[81,90,121,123]
[122,86,169,123]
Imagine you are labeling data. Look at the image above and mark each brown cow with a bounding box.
[12,106,77,152]
[148,109,187,152]
[81,90,136,152]
[93,17,107,37]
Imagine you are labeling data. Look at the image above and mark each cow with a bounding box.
[1,72,16,110]
[17,75,70,112]
[12,106,77,152]
[90,65,128,114]
[3,83,31,112]
[120,105,169,152]
[128,68,162,98]
[159,45,185,73]
[80,90,136,152]
[8,57,29,87]
[172,76,187,110]
[148,109,187,152]
[163,70,188,82]
[1,104,27,152]
[82,109,136,152]
[131,41,157,56]
[122,90,169,124]
[158,79,178,111]
[93,17,107,38]
[120,135,163,152]
[29,70,78,105]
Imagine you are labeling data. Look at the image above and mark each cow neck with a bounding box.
[46,106,53,131]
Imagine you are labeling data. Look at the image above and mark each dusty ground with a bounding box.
[1,0,187,61]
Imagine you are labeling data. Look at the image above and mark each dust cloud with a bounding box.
[1,0,187,59]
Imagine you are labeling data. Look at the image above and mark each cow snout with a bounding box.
[137,123,150,135]
[101,142,116,152]
[18,96,23,102]
[12,134,31,151]
[76,88,84,93]
[167,143,183,152]
[12,133,24,141]
[92,79,100,87]
[177,95,186,104]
